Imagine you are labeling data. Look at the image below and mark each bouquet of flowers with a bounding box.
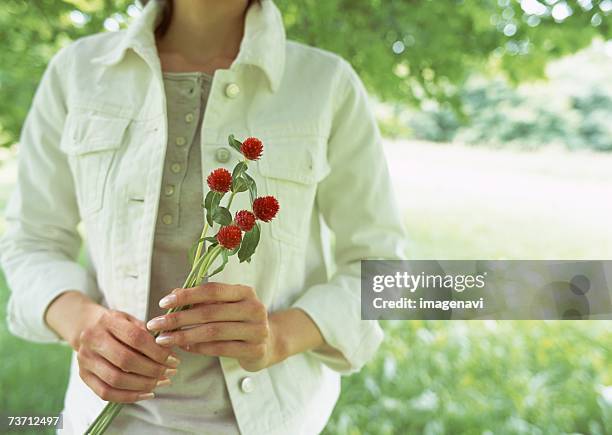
[85,135,279,434]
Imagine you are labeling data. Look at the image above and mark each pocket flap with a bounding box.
[60,113,130,155]
[257,137,331,185]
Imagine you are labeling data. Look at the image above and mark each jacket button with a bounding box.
[225,83,240,99]
[215,147,231,163]
[164,184,175,196]
[240,376,254,393]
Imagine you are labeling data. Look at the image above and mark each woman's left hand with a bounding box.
[145,283,284,372]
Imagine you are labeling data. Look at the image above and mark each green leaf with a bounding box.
[212,192,223,209]
[231,176,249,193]
[232,161,248,179]
[212,206,232,226]
[204,190,214,210]
[238,223,260,263]
[228,134,243,153]
[207,249,229,279]
[205,191,223,226]
[243,172,258,204]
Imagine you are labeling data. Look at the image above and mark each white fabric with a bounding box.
[0,0,408,433]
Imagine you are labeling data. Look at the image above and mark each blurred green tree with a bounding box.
[0,0,611,146]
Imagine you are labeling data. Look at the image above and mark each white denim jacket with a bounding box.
[0,0,407,433]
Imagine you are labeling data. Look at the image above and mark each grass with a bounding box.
[0,272,72,435]
[1,143,611,434]
[325,320,611,435]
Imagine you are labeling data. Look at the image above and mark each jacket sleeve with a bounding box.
[0,48,102,344]
[292,58,408,374]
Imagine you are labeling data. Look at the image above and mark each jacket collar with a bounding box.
[91,0,286,92]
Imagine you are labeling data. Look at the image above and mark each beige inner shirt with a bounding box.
[108,71,240,434]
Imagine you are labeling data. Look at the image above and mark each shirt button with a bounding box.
[162,214,173,225]
[164,184,175,196]
[240,377,254,393]
[170,163,182,173]
[225,83,240,99]
[185,113,194,123]
[176,136,186,146]
[215,147,231,163]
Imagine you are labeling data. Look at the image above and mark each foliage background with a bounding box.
[402,44,612,151]
[1,1,611,434]
[1,0,611,148]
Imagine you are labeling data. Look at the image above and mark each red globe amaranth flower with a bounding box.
[207,168,232,193]
[240,137,264,161]
[217,225,242,250]
[235,210,256,232]
[253,196,279,222]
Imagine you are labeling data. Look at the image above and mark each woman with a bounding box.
[0,0,406,433]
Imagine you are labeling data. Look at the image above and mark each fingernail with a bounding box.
[138,393,155,400]
[156,378,172,388]
[146,317,166,331]
[164,368,178,378]
[165,355,181,367]
[155,334,174,345]
[159,294,177,308]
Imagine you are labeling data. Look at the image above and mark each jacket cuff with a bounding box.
[6,262,99,344]
[292,282,384,374]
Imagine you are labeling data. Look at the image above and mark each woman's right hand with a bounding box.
[45,291,180,403]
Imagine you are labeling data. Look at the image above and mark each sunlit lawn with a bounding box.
[1,142,611,434]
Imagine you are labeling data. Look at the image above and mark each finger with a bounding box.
[79,368,156,404]
[159,283,255,309]
[92,331,177,379]
[185,341,266,359]
[146,299,267,332]
[155,321,269,347]
[86,351,169,392]
[104,314,178,366]
[123,311,147,329]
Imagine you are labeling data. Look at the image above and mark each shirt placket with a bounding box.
[157,76,203,230]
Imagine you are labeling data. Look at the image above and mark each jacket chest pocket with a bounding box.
[59,112,130,219]
[256,135,331,248]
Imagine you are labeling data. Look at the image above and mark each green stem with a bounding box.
[182,252,208,289]
[84,402,122,434]
[196,245,223,282]
[192,222,209,267]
